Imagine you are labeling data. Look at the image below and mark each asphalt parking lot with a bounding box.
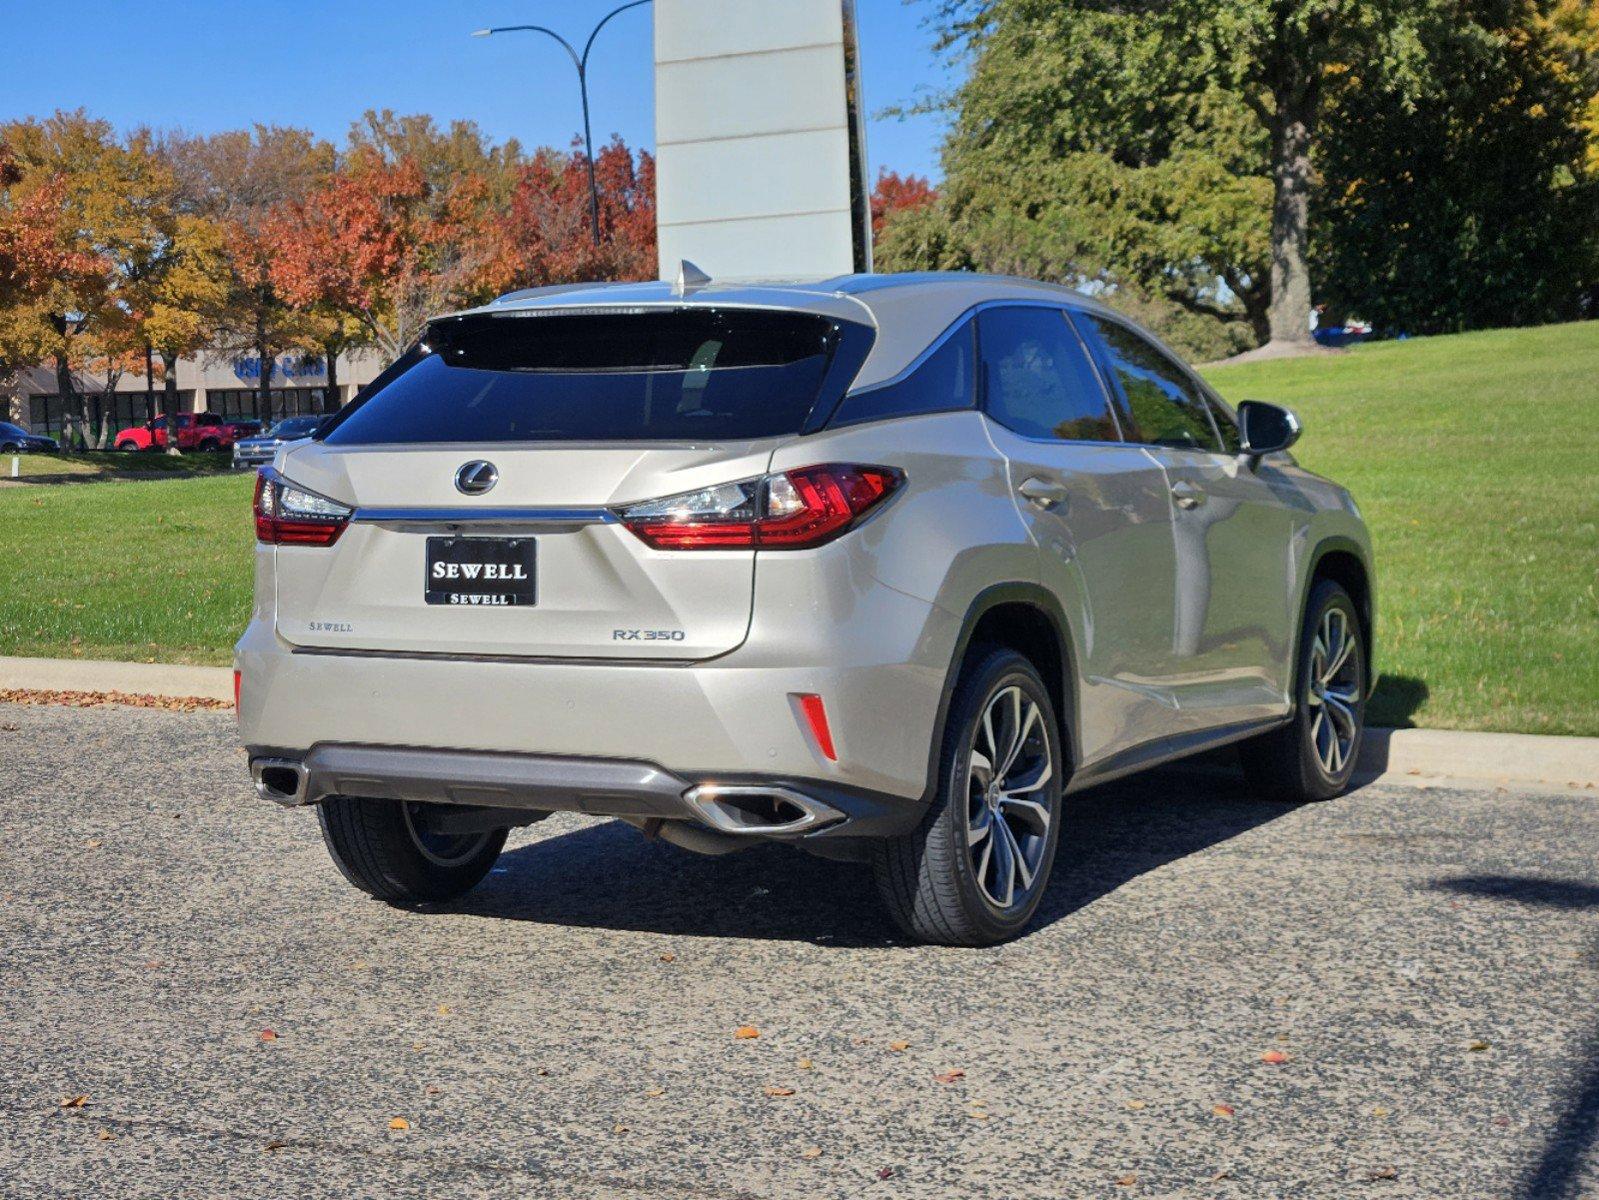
[2,702,1596,1199]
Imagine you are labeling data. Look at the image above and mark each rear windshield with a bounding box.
[321,309,840,445]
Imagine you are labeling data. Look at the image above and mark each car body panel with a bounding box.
[237,271,1375,837]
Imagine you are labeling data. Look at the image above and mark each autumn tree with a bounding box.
[163,126,332,423]
[871,169,937,239]
[502,138,656,288]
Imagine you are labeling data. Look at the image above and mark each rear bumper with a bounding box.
[245,743,922,841]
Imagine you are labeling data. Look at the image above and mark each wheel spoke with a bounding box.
[969,748,994,786]
[1001,792,1050,835]
[1003,756,1053,795]
[1311,709,1332,770]
[989,817,1017,907]
[981,706,1000,765]
[968,805,993,848]
[1325,685,1360,705]
[1325,694,1357,741]
[1322,634,1354,684]
[999,816,1034,891]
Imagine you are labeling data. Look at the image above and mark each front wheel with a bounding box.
[874,647,1063,946]
[318,797,507,903]
[1240,580,1366,803]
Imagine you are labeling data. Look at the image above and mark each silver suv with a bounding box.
[237,272,1374,946]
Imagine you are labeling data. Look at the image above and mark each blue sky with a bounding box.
[0,0,959,181]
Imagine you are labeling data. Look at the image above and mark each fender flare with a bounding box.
[1300,534,1379,698]
[917,582,1081,807]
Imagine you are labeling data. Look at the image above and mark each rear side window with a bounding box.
[978,307,1120,442]
[1074,313,1220,452]
[322,310,843,444]
[827,320,975,427]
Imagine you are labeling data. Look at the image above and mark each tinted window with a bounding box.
[272,417,322,438]
[978,307,1119,442]
[828,320,974,427]
[322,310,841,445]
[1206,396,1242,453]
[1076,314,1220,452]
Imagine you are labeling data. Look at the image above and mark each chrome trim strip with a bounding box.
[351,506,619,526]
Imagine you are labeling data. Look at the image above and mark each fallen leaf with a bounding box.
[1115,1174,1137,1187]
[425,1085,442,1096]
[1212,1104,1236,1119]
[889,1040,910,1053]
[764,1086,796,1097]
[143,960,162,969]
[1212,1168,1234,1182]
[1365,1165,1398,1182]
[800,1145,823,1159]
[97,1130,115,1142]
[351,960,369,971]
[388,1117,410,1131]
[645,1086,666,1098]
[796,1058,814,1070]
[259,1029,278,1042]
[436,1004,451,1016]
[1373,1106,1390,1117]
[659,953,676,963]
[1261,1050,1290,1064]
[262,1139,288,1153]
[85,839,103,849]
[734,1025,760,1040]
[613,1123,629,1134]
[968,1109,990,1121]
[410,1042,425,1053]
[1468,1040,1490,1052]
[876,1167,896,1181]
[1492,1115,1511,1128]
[933,1069,966,1085]
[1125,1099,1147,1111]
[59,1095,89,1109]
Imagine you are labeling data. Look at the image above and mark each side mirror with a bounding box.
[1237,400,1301,463]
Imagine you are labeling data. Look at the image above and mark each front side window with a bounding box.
[978,307,1120,442]
[1074,313,1220,452]
[322,309,847,445]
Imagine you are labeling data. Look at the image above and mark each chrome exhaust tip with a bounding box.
[682,784,845,836]
[251,757,311,807]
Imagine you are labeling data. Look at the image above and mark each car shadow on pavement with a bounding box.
[436,765,1301,948]
[1432,875,1599,1200]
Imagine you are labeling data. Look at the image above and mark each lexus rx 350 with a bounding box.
[236,272,1375,946]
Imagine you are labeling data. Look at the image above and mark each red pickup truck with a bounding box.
[114,413,256,453]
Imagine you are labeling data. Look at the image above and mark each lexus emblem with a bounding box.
[454,460,499,496]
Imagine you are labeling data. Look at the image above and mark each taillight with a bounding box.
[254,468,352,547]
[617,464,901,550]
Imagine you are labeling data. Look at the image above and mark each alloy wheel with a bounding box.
[1306,607,1362,776]
[965,685,1054,910]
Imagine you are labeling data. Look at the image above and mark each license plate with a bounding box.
[425,537,537,607]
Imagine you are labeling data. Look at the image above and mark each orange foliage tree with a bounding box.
[870,168,937,239]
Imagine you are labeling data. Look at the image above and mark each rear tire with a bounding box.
[318,797,506,903]
[116,440,138,452]
[874,646,1063,946]
[1240,580,1366,803]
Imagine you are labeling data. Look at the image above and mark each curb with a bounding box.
[0,655,233,704]
[1,655,1595,792]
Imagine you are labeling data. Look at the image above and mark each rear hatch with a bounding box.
[269,306,859,661]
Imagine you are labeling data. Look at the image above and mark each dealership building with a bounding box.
[2,348,384,439]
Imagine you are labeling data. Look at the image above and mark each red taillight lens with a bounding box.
[254,468,352,547]
[795,693,837,761]
[618,464,901,551]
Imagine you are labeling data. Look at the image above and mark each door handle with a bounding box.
[1017,476,1069,510]
[1170,481,1206,510]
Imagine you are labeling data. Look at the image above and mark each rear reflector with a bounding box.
[232,669,241,710]
[254,468,352,547]
[618,464,901,551]
[796,693,838,761]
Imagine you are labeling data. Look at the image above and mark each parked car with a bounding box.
[114,412,237,453]
[0,422,58,453]
[226,419,264,440]
[232,416,323,469]
[236,272,1375,946]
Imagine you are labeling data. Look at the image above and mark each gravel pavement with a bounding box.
[2,702,1596,1199]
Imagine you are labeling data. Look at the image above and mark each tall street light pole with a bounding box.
[473,0,653,250]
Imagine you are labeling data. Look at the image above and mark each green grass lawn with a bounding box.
[1,450,236,479]
[1202,321,1599,736]
[0,321,1594,733]
[0,473,254,666]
